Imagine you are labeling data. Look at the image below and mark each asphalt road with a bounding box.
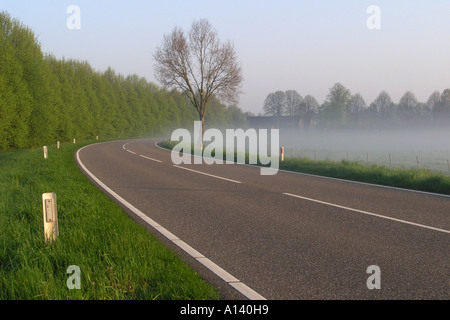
[76,138,449,300]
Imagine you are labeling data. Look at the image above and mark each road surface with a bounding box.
[76,138,449,300]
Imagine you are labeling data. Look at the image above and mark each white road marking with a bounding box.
[76,144,264,300]
[124,142,163,163]
[139,154,163,163]
[173,165,242,184]
[283,192,450,234]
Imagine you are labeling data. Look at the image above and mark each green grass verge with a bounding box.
[280,157,450,195]
[159,140,450,196]
[0,140,219,300]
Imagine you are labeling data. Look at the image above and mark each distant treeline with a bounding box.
[262,83,450,129]
[0,12,246,150]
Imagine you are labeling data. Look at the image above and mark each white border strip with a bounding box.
[284,192,450,234]
[76,144,265,300]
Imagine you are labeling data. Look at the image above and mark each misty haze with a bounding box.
[253,84,450,175]
[279,127,450,173]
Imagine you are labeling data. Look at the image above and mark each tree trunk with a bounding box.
[200,113,205,150]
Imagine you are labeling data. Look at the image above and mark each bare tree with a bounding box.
[371,90,393,119]
[285,90,303,116]
[302,94,319,127]
[398,91,420,118]
[427,91,441,111]
[432,88,450,120]
[154,19,243,144]
[263,91,286,116]
[303,95,319,114]
[346,93,367,125]
[347,93,367,114]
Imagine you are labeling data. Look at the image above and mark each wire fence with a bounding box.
[284,147,450,175]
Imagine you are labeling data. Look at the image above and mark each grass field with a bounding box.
[285,147,450,176]
[0,140,219,300]
[280,129,450,175]
[279,157,450,195]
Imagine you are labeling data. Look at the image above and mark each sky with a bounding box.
[2,0,450,114]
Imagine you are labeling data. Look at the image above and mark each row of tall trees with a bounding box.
[0,12,246,150]
[263,83,450,129]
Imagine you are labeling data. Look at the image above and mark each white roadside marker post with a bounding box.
[43,146,48,159]
[42,193,58,242]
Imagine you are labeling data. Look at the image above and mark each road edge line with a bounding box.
[75,143,266,300]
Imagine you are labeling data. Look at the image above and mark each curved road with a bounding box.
[76,138,449,300]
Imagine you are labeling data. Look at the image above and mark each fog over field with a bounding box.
[170,121,450,175]
[278,127,450,174]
